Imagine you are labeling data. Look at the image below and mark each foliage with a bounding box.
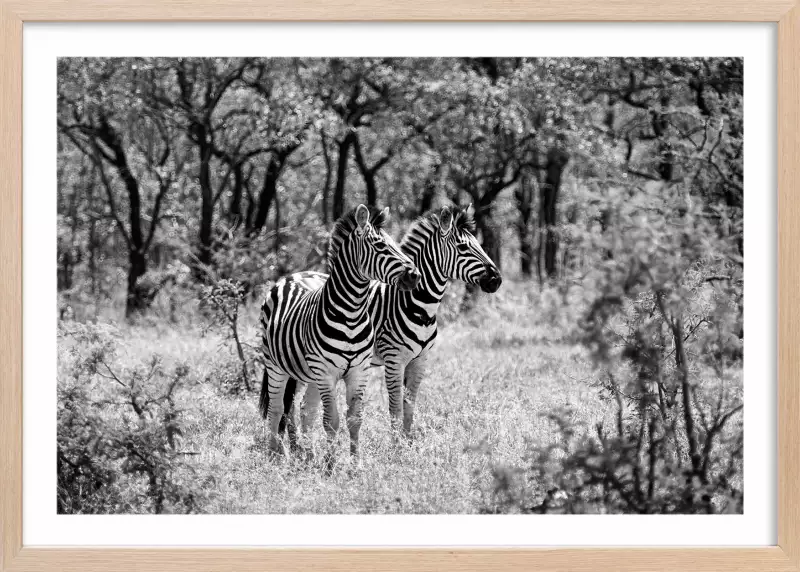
[56,57,745,514]
[200,278,254,393]
[56,57,742,314]
[57,324,202,513]
[484,184,743,514]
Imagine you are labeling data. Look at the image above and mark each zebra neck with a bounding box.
[319,257,371,327]
[402,242,450,321]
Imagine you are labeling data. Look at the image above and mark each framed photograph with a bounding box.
[1,1,797,571]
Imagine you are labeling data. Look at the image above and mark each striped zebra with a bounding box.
[258,204,420,465]
[281,204,501,438]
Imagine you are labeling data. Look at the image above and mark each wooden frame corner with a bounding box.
[2,1,798,570]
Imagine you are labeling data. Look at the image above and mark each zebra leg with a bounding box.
[344,366,368,457]
[384,359,406,433]
[318,380,340,473]
[263,366,291,456]
[402,355,427,436]
[280,377,298,450]
[301,382,321,434]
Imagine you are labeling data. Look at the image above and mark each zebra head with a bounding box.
[435,205,502,293]
[333,204,421,291]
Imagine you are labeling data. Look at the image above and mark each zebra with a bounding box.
[258,204,420,467]
[280,204,501,439]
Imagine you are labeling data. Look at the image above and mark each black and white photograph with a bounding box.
[56,56,744,516]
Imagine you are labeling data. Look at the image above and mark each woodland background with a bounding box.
[57,57,744,515]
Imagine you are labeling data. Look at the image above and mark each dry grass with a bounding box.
[57,281,622,514]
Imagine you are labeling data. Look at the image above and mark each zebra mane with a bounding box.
[401,205,476,254]
[326,206,388,270]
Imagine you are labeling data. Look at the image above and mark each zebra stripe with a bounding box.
[281,204,502,439]
[369,204,502,433]
[258,204,420,465]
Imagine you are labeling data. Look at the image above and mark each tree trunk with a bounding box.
[515,172,534,278]
[58,202,77,291]
[88,215,97,294]
[126,249,148,317]
[599,202,615,260]
[541,147,569,279]
[418,163,439,216]
[228,162,244,226]
[657,141,674,182]
[93,118,150,316]
[197,132,214,268]
[244,173,256,232]
[351,134,378,207]
[252,154,281,234]
[58,252,74,291]
[333,132,355,221]
[320,132,332,225]
[274,192,285,275]
[561,203,578,278]
[364,171,378,207]
[352,133,394,208]
[59,162,87,291]
[87,168,98,295]
[106,133,147,316]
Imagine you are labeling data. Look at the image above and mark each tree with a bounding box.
[241,59,315,235]
[348,59,454,209]
[540,143,571,277]
[55,56,743,325]
[514,171,535,277]
[311,59,387,220]
[583,57,743,258]
[312,58,442,218]
[435,58,535,267]
[146,58,254,269]
[58,58,186,316]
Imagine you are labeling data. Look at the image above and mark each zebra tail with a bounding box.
[258,295,276,420]
[258,368,271,419]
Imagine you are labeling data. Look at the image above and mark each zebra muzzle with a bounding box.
[397,268,422,291]
[479,266,502,293]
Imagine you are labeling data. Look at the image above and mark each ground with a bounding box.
[57,282,618,514]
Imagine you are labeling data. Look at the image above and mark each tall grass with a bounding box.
[57,279,740,514]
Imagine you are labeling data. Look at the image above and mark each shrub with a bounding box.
[57,324,202,514]
[485,184,743,514]
[200,278,254,393]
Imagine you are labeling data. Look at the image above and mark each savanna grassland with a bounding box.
[58,57,744,514]
[58,281,615,514]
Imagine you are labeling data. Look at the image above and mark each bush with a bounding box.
[200,278,255,393]
[57,323,203,514]
[484,184,743,514]
[202,351,254,397]
[486,406,742,514]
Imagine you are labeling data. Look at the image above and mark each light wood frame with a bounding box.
[0,2,797,570]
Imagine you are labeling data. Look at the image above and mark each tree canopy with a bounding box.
[57,57,743,315]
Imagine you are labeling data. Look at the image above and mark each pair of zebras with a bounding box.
[259,203,502,468]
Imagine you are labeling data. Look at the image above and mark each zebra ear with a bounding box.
[439,207,453,235]
[355,204,370,230]
[466,203,475,219]
[381,206,390,225]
